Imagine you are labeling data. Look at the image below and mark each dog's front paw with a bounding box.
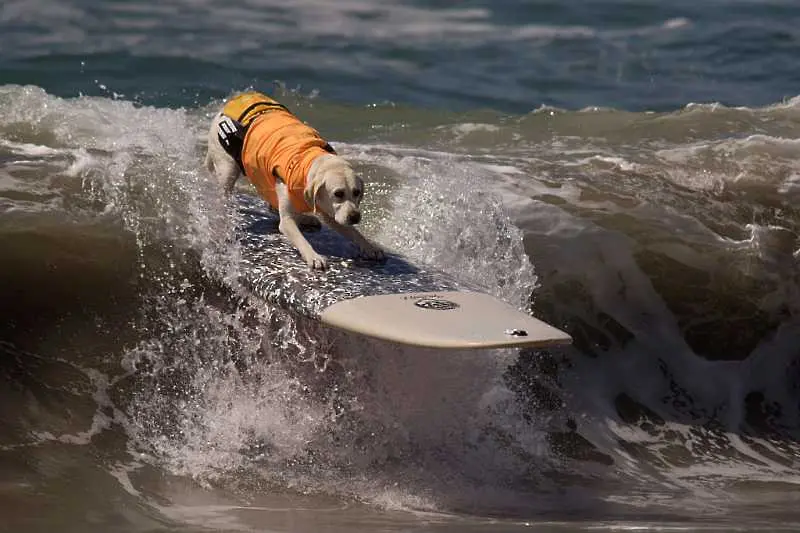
[305,252,328,270]
[358,243,386,261]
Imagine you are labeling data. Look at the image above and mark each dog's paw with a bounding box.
[358,243,386,261]
[305,252,328,270]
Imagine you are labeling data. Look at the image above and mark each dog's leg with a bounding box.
[276,180,327,270]
[319,213,385,260]
[212,156,241,195]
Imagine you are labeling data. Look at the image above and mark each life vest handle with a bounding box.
[237,101,289,125]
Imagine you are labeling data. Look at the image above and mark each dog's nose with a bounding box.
[347,212,361,225]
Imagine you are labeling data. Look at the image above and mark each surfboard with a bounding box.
[236,194,572,350]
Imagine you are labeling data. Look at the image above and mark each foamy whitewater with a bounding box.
[2,1,800,531]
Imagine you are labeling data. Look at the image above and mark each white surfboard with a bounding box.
[236,194,571,350]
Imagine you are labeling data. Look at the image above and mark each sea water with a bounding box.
[1,1,799,531]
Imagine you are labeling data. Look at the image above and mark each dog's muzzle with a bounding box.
[347,212,361,225]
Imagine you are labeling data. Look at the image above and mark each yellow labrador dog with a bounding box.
[205,92,383,269]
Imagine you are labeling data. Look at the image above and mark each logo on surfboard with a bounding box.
[413,297,460,311]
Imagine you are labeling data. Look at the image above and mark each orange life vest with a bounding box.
[221,92,334,213]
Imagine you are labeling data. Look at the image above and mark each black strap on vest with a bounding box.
[236,101,288,125]
[217,115,248,172]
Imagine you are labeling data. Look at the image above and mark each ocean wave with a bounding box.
[1,85,800,527]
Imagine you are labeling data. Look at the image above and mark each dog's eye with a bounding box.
[353,189,361,198]
[333,189,345,199]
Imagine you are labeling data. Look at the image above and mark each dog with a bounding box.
[205,91,384,270]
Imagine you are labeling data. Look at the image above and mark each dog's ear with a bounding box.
[304,175,324,213]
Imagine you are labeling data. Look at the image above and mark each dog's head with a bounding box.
[305,156,364,225]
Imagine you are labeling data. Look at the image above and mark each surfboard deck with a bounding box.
[236,194,571,350]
